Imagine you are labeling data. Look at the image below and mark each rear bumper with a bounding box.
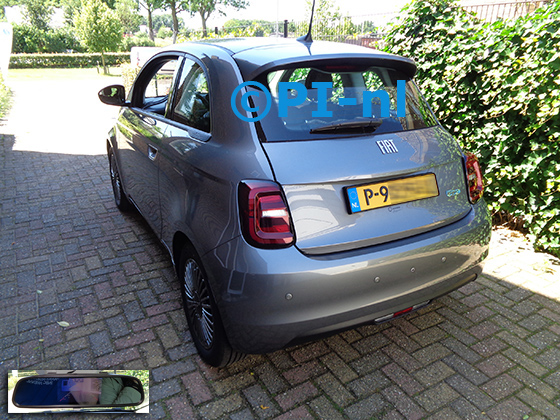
[203,200,491,354]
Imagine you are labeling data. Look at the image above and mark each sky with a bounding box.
[181,0,409,30]
[4,0,410,32]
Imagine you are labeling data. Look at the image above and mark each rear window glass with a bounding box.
[251,65,437,142]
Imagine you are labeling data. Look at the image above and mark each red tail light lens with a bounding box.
[464,152,484,204]
[239,180,295,248]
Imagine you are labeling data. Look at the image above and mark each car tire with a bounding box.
[179,244,244,367]
[108,149,133,212]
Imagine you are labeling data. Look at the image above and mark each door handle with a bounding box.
[148,145,158,161]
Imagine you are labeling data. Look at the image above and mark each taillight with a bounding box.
[239,180,295,248]
[464,152,484,204]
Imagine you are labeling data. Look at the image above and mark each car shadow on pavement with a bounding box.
[2,132,560,419]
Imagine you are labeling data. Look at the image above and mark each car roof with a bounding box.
[164,38,417,80]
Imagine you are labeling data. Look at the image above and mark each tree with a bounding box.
[22,0,55,31]
[188,0,249,37]
[61,0,82,25]
[74,0,123,74]
[138,0,164,41]
[163,0,188,43]
[150,14,184,33]
[302,0,357,41]
[115,0,142,34]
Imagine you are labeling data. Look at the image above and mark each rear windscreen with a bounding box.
[251,65,438,142]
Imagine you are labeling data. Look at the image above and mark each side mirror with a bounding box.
[12,375,144,408]
[98,85,128,106]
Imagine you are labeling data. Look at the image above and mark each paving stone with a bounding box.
[381,362,424,396]
[415,382,460,413]
[502,348,548,377]
[516,388,560,419]
[253,362,289,395]
[470,336,508,357]
[282,360,326,385]
[152,360,195,382]
[443,355,489,386]
[383,326,422,353]
[242,384,279,419]
[475,354,515,378]
[344,393,391,420]
[308,396,347,420]
[324,334,361,362]
[166,395,196,419]
[350,352,392,375]
[439,321,477,347]
[315,373,355,407]
[526,330,559,350]
[275,382,318,410]
[273,406,314,419]
[179,372,213,406]
[441,337,481,363]
[198,393,244,420]
[413,343,452,366]
[89,330,114,357]
[413,361,455,387]
[445,375,494,410]
[106,314,130,339]
[212,371,256,396]
[347,370,391,398]
[487,398,532,420]
[481,374,522,401]
[320,352,358,383]
[509,367,558,401]
[382,385,426,420]
[229,408,256,420]
[449,397,489,420]
[150,378,182,401]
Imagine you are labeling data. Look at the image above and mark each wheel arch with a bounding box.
[172,231,193,276]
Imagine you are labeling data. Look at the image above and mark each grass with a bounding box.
[6,66,123,82]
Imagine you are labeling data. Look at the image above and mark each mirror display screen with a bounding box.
[13,376,144,407]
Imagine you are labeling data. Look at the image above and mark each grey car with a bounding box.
[98,38,491,367]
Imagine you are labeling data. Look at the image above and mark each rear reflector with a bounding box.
[464,152,484,204]
[374,300,431,324]
[239,180,295,248]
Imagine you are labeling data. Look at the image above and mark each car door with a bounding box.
[115,54,182,236]
[157,57,226,254]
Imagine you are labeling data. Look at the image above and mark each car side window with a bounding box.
[172,60,211,133]
[136,58,178,116]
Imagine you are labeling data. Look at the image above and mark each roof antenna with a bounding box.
[297,0,315,44]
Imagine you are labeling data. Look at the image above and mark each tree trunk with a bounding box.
[148,9,154,41]
[170,2,178,44]
[200,10,207,38]
[101,51,108,75]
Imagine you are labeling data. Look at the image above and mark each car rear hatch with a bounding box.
[234,51,472,255]
[261,126,471,255]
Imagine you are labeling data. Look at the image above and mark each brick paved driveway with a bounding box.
[1,73,560,419]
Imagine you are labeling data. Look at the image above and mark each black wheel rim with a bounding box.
[109,154,122,205]
[183,259,214,350]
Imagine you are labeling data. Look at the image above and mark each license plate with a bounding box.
[345,173,439,214]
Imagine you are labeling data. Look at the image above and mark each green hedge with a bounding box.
[12,24,84,54]
[9,52,130,69]
[384,0,560,256]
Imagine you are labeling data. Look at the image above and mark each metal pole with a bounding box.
[284,20,288,38]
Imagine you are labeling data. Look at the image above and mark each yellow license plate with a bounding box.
[345,173,439,214]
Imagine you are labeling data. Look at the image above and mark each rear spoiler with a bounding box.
[237,54,417,82]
